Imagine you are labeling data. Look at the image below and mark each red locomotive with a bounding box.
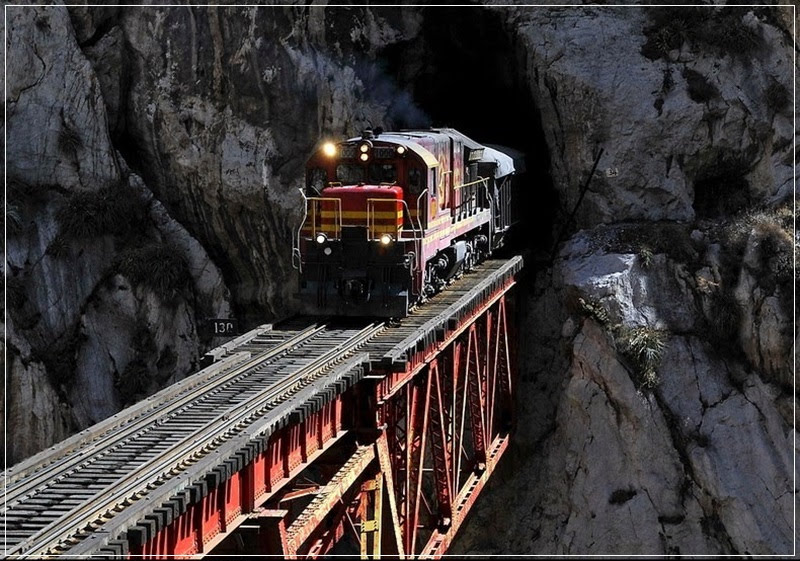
[293,127,521,317]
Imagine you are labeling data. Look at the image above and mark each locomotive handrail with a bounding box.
[483,176,494,251]
[293,188,309,272]
[452,177,489,190]
[452,177,489,221]
[305,196,343,240]
[415,188,428,235]
[366,198,421,243]
[398,199,421,242]
[295,192,343,272]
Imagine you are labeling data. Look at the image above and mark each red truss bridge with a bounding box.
[3,256,522,559]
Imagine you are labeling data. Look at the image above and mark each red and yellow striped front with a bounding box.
[302,185,405,240]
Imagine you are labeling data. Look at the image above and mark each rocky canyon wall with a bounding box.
[451,5,795,555]
[3,3,795,556]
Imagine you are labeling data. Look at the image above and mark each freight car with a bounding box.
[292,127,521,317]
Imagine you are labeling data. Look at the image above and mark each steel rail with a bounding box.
[2,324,327,509]
[9,322,384,558]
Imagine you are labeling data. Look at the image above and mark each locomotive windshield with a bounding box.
[336,163,398,185]
[336,164,365,184]
[368,163,397,184]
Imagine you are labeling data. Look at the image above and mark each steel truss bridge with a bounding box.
[3,256,522,559]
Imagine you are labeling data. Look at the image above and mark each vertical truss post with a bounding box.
[359,474,383,558]
[427,359,453,526]
[452,340,468,496]
[406,370,431,555]
[375,433,406,558]
[495,296,514,430]
[485,306,496,444]
[465,325,487,466]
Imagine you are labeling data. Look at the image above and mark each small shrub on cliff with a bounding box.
[707,290,742,354]
[57,186,147,240]
[638,245,654,269]
[115,243,191,301]
[616,326,667,389]
[611,222,696,265]
[718,205,794,285]
[46,235,71,258]
[642,7,762,61]
[5,180,51,236]
[574,294,669,390]
[578,297,611,327]
[702,203,793,358]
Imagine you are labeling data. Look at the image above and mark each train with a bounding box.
[292,127,522,318]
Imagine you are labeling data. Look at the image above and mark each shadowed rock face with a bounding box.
[4,4,795,556]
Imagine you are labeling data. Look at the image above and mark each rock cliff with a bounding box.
[450,5,795,555]
[4,3,795,556]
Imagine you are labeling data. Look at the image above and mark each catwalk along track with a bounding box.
[2,256,523,559]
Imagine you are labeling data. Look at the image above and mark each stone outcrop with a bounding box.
[70,5,425,320]
[4,6,231,462]
[509,6,793,226]
[455,213,794,554]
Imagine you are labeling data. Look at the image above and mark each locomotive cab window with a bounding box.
[307,168,326,195]
[368,163,397,185]
[408,167,424,194]
[336,164,365,185]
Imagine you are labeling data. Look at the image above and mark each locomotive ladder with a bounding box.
[2,256,523,559]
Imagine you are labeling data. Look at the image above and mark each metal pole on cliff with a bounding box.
[549,147,604,263]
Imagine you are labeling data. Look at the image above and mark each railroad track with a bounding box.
[2,320,384,558]
[2,257,523,558]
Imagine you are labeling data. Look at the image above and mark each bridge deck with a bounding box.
[2,256,522,558]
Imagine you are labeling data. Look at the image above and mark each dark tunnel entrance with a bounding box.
[378,6,559,259]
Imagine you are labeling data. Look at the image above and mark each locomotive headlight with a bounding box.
[359,143,370,153]
[322,142,337,157]
[379,233,393,245]
[396,146,406,155]
[315,232,328,244]
[359,153,369,162]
